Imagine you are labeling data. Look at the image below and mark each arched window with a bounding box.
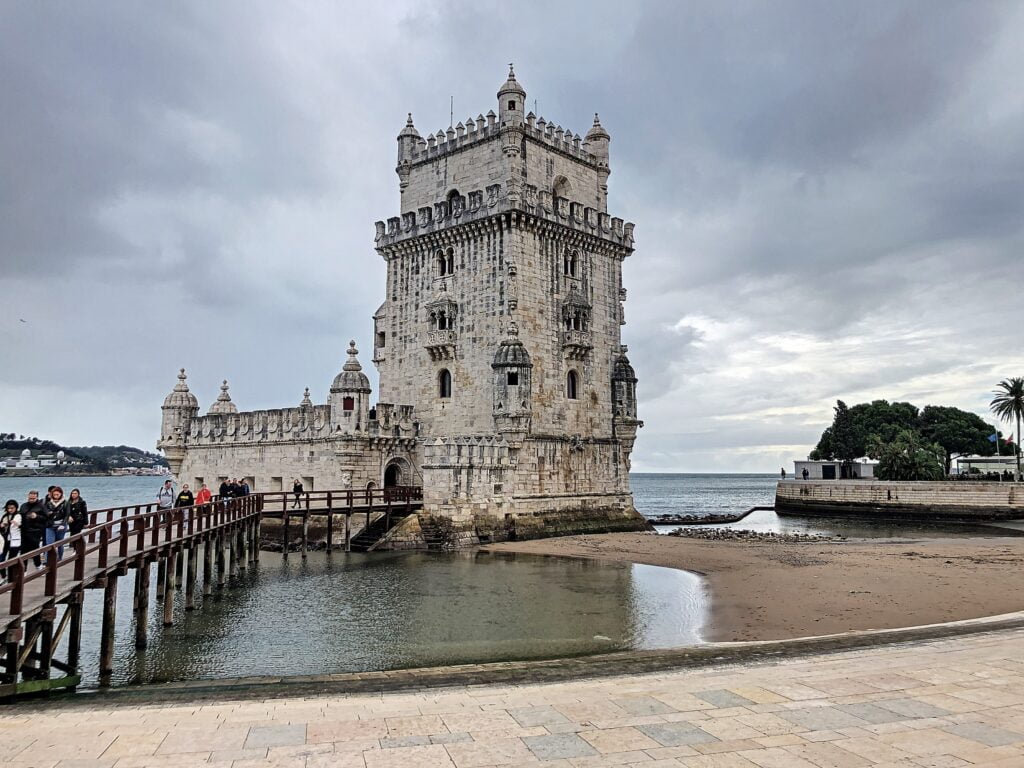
[553,176,572,199]
[436,249,448,276]
[563,249,578,277]
[566,370,579,400]
[439,368,452,399]
[445,247,454,274]
[342,396,355,412]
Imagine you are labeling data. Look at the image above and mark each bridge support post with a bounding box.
[163,550,176,627]
[326,493,333,554]
[216,532,226,587]
[156,559,166,600]
[203,536,214,596]
[228,527,238,579]
[37,608,55,680]
[283,513,290,558]
[253,518,261,563]
[185,545,198,610]
[174,544,185,591]
[135,562,150,648]
[66,591,84,685]
[237,527,247,573]
[100,574,119,681]
[301,514,308,559]
[344,512,351,552]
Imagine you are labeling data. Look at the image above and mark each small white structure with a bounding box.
[955,455,1019,476]
[793,458,877,480]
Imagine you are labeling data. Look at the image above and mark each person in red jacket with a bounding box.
[195,483,212,507]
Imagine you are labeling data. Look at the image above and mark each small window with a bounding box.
[376,331,386,348]
[563,249,579,277]
[342,396,355,412]
[507,371,519,386]
[437,250,448,276]
[439,368,452,399]
[566,370,579,400]
[508,100,516,111]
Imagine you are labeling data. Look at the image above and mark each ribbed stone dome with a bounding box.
[208,380,238,415]
[497,64,526,99]
[331,341,371,392]
[492,323,533,368]
[612,353,636,382]
[163,368,199,409]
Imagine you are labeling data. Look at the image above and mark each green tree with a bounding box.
[869,430,945,481]
[991,377,1024,481]
[918,405,997,475]
[831,400,859,474]
[812,400,920,460]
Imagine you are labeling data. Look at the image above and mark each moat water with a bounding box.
[68,551,705,688]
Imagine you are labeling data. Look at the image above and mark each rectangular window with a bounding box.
[507,371,519,386]
[270,476,283,492]
[508,100,516,110]
[376,331,386,348]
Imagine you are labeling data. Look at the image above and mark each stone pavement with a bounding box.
[4,627,1024,767]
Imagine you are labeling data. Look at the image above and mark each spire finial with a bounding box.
[406,112,413,126]
[301,386,313,407]
[173,368,190,392]
[348,340,357,356]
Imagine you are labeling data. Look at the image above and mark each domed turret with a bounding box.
[584,113,611,210]
[330,341,372,434]
[163,368,199,410]
[497,63,526,126]
[492,323,532,438]
[396,113,421,192]
[331,341,371,393]
[611,349,639,422]
[208,380,238,415]
[158,368,200,476]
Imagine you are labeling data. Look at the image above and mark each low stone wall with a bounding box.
[775,480,1024,521]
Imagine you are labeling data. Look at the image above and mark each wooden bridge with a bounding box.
[0,486,422,700]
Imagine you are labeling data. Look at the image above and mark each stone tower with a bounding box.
[158,369,199,476]
[373,67,644,529]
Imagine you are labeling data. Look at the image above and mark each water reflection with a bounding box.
[654,508,1024,538]
[70,551,705,688]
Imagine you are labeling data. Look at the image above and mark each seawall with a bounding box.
[775,479,1024,521]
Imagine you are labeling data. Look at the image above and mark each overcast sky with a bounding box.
[2,1,1023,473]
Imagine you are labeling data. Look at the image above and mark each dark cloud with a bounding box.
[1,1,1022,469]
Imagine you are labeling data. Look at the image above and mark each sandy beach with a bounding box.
[481,532,1024,642]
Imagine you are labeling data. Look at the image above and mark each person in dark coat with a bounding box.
[292,478,303,509]
[174,484,195,508]
[67,488,88,536]
[19,491,46,569]
[218,479,231,499]
[43,486,69,560]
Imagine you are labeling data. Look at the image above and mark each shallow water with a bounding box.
[66,550,705,688]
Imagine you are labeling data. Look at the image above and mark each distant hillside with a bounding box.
[65,445,168,469]
[0,434,167,472]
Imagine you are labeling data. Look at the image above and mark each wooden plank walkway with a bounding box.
[0,486,421,700]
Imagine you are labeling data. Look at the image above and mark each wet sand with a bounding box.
[481,532,1024,642]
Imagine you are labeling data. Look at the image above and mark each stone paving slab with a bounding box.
[4,627,1024,766]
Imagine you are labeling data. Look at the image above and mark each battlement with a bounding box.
[375,180,635,251]
[421,435,513,469]
[408,112,599,168]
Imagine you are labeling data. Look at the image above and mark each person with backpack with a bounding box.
[67,488,89,537]
[157,479,175,521]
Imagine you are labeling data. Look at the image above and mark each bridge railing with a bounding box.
[0,494,263,617]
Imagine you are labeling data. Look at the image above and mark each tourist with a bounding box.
[218,478,231,499]
[175,483,195,509]
[157,479,175,520]
[1,500,21,580]
[239,478,250,496]
[19,491,45,568]
[802,468,809,481]
[195,483,212,508]
[780,468,787,479]
[67,488,88,537]
[43,486,69,559]
[230,478,242,497]
[292,478,303,509]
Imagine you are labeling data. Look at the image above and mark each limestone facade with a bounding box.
[158,67,645,538]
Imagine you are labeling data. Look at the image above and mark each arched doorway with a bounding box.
[384,463,402,488]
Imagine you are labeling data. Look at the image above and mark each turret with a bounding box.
[330,341,372,434]
[585,113,611,210]
[396,113,420,196]
[497,64,526,126]
[611,347,642,461]
[491,323,533,441]
[208,380,238,415]
[158,369,199,476]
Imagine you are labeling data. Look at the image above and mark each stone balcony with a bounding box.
[425,329,457,361]
[562,329,592,360]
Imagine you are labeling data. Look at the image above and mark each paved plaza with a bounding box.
[4,627,1024,767]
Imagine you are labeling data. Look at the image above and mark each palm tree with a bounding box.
[991,377,1024,481]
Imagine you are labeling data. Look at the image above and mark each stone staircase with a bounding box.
[349,511,411,552]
